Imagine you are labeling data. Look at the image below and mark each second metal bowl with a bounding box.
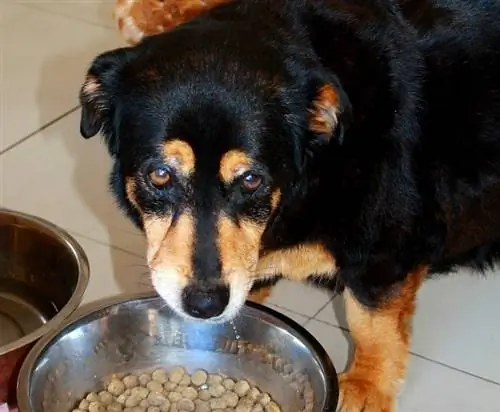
[0,208,89,407]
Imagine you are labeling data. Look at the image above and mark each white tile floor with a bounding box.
[0,1,499,410]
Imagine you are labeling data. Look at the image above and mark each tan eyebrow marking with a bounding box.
[219,149,252,184]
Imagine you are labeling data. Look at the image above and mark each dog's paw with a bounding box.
[336,372,396,412]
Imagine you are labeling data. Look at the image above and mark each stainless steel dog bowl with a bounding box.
[0,209,89,406]
[17,292,338,412]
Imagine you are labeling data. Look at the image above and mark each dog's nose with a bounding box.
[182,284,230,319]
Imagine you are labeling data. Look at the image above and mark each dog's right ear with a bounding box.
[79,47,135,141]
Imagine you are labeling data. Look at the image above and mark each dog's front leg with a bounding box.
[337,266,427,412]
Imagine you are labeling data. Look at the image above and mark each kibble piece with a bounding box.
[146,380,164,394]
[107,402,124,412]
[138,374,152,387]
[125,395,142,408]
[164,381,178,391]
[151,369,168,384]
[179,386,197,401]
[140,400,149,408]
[131,407,146,412]
[251,405,264,412]
[194,399,210,412]
[88,401,105,412]
[265,401,281,412]
[178,398,195,411]
[86,393,100,403]
[147,392,167,406]
[236,399,254,412]
[168,391,183,403]
[247,387,261,402]
[159,399,171,412]
[130,386,150,400]
[221,391,239,408]
[98,390,113,405]
[208,383,225,398]
[123,375,139,389]
[180,374,191,386]
[107,379,126,397]
[190,370,208,387]
[258,393,271,406]
[116,394,128,405]
[221,378,235,391]
[72,409,85,412]
[147,408,160,412]
[169,366,186,384]
[197,389,211,401]
[234,380,251,397]
[206,374,223,386]
[170,403,179,412]
[79,399,90,410]
[209,398,227,409]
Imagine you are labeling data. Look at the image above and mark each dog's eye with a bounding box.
[241,172,263,192]
[148,167,171,189]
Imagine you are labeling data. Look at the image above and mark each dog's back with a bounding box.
[284,0,500,279]
[403,0,500,270]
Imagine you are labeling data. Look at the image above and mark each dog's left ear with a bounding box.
[79,47,136,140]
[308,74,352,146]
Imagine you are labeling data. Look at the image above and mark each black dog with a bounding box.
[79,0,500,410]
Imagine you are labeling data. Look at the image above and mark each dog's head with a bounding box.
[79,22,350,322]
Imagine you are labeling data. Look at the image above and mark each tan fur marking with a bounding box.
[143,215,173,262]
[256,243,337,281]
[309,84,340,136]
[147,213,195,284]
[82,75,99,97]
[217,215,265,279]
[125,177,141,212]
[163,139,195,176]
[219,150,252,184]
[271,189,282,211]
[248,286,273,304]
[338,266,428,412]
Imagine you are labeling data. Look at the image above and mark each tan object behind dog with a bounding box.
[114,0,230,45]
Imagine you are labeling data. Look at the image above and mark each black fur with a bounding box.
[80,0,500,308]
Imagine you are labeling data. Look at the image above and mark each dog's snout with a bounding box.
[182,283,230,319]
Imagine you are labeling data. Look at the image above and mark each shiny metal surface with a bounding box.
[0,208,89,405]
[18,292,338,412]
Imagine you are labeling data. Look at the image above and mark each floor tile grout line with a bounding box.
[67,230,146,259]
[308,318,500,387]
[267,302,315,321]
[310,295,336,319]
[409,352,500,387]
[0,106,80,155]
[16,2,117,32]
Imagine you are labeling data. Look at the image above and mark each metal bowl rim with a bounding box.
[0,208,90,356]
[17,290,338,412]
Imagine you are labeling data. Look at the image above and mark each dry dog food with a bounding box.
[71,366,281,412]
